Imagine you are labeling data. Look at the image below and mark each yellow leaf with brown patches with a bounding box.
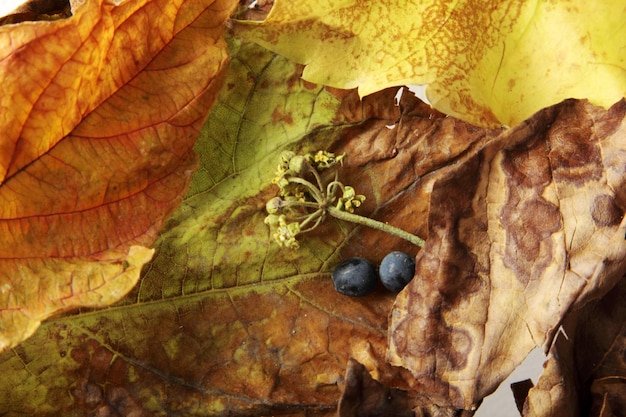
[235,0,626,127]
[0,0,237,351]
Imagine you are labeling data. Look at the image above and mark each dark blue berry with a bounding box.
[332,257,377,297]
[379,251,415,293]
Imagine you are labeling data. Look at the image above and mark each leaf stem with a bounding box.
[327,206,425,247]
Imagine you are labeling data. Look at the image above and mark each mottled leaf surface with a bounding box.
[0,38,496,415]
[2,6,625,413]
[0,0,236,350]
[388,99,626,410]
[235,0,626,127]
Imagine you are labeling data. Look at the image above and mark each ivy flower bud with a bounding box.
[343,186,356,200]
[344,196,365,213]
[264,213,281,226]
[271,215,301,249]
[288,155,311,176]
[266,197,284,214]
[279,150,296,167]
[313,150,346,169]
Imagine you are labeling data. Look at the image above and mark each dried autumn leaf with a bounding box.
[0,40,489,416]
[388,99,626,410]
[337,359,416,417]
[576,280,626,417]
[0,0,236,351]
[234,0,626,127]
[523,276,626,417]
[337,359,478,417]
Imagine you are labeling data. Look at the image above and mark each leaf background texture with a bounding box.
[0,38,499,415]
[1,1,625,415]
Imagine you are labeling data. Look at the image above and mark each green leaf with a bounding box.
[135,38,349,297]
[234,0,626,127]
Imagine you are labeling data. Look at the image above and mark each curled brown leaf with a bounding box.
[388,99,626,410]
[523,275,626,417]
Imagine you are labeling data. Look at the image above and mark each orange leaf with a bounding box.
[0,0,237,351]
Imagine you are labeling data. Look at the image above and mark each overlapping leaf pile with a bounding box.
[1,0,625,416]
[0,34,500,414]
[0,0,237,350]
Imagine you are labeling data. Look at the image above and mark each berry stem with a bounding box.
[287,177,324,203]
[327,206,425,247]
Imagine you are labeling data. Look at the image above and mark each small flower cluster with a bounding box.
[264,150,365,249]
[264,214,301,249]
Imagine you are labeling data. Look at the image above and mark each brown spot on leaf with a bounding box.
[548,101,604,185]
[507,78,516,91]
[501,136,562,285]
[271,107,294,125]
[502,132,552,188]
[591,194,623,227]
[302,80,318,90]
[502,197,562,285]
[101,386,147,417]
[72,379,104,409]
[443,328,472,371]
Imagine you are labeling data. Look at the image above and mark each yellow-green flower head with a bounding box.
[271,164,290,188]
[313,150,345,169]
[337,186,366,213]
[271,215,301,249]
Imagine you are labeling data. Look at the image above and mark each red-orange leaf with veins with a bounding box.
[0,0,237,351]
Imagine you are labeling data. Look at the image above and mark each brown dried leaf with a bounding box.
[511,379,535,414]
[337,359,417,417]
[388,99,626,409]
[522,332,577,417]
[524,276,626,417]
[338,359,479,417]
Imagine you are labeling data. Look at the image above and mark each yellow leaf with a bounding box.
[235,0,626,127]
[0,246,154,351]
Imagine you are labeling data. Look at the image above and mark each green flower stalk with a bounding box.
[264,150,425,248]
